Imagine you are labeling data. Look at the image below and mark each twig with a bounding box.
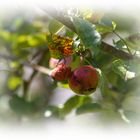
[29,63,51,75]
[0,53,17,60]
[23,49,48,100]
[101,42,140,60]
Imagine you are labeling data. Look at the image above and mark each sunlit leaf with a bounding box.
[112,59,136,81]
[57,82,69,88]
[72,17,101,54]
[112,59,127,80]
[48,19,63,34]
[112,21,117,30]
[16,33,46,48]
[8,76,21,90]
[0,30,11,42]
[96,18,116,34]
[59,95,92,117]
[44,106,60,117]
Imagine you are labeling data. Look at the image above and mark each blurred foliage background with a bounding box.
[0,7,140,126]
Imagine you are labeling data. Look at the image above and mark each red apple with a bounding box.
[68,65,98,95]
[50,64,72,81]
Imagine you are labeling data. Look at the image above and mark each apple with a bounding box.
[68,65,98,95]
[50,64,72,81]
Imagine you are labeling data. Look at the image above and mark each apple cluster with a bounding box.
[50,58,99,95]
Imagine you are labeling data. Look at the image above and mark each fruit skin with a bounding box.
[49,56,73,69]
[50,64,72,81]
[68,65,98,95]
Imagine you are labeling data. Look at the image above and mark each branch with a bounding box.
[23,48,48,99]
[43,8,140,62]
[26,63,51,75]
[0,53,17,60]
[101,42,140,60]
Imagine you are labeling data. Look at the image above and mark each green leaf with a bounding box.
[0,30,11,42]
[59,95,92,117]
[112,59,127,80]
[48,19,63,34]
[126,33,140,50]
[96,25,112,34]
[57,82,69,88]
[99,17,113,27]
[59,96,80,117]
[112,21,117,30]
[8,76,21,90]
[9,95,36,115]
[96,18,116,34]
[76,103,102,115]
[27,34,46,47]
[44,106,60,117]
[72,17,101,54]
[112,59,136,81]
[115,39,126,50]
[126,60,140,75]
[15,33,46,48]
[115,33,140,51]
[96,68,108,95]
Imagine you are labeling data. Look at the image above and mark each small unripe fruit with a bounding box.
[68,65,98,95]
[50,64,72,81]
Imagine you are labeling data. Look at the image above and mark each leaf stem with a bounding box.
[113,30,132,55]
[84,58,92,65]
